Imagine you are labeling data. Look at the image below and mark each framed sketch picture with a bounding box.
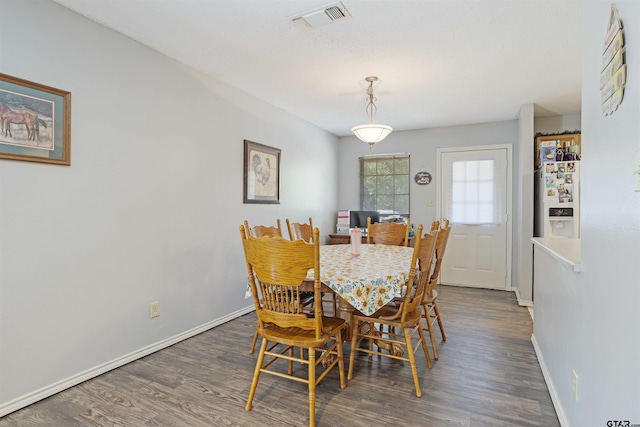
[243,140,280,204]
[0,73,71,165]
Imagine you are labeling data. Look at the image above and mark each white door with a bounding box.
[437,146,511,290]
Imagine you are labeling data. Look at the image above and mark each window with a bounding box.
[359,154,410,214]
[449,159,499,224]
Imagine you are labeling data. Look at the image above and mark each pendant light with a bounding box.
[351,76,393,152]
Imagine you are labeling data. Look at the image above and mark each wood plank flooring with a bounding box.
[0,286,559,426]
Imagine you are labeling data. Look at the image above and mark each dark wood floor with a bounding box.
[0,286,559,427]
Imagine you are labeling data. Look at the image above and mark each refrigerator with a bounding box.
[534,160,580,238]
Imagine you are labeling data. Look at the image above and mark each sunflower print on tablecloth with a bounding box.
[312,244,414,315]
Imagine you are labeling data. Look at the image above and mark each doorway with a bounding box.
[436,145,512,290]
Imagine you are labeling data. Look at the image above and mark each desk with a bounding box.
[328,233,365,245]
[328,233,415,246]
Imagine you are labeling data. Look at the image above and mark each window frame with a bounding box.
[359,154,410,215]
[449,158,499,225]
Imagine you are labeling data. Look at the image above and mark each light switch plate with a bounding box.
[635,150,640,192]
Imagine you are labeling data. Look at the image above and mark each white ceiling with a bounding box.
[51,0,583,137]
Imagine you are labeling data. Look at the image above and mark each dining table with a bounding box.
[304,243,415,339]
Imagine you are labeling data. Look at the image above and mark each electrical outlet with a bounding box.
[572,370,579,402]
[150,301,160,318]
[426,198,435,207]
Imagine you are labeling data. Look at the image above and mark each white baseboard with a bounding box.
[531,334,568,427]
[514,288,533,307]
[0,305,256,418]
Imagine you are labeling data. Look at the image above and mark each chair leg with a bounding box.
[417,322,433,369]
[423,302,439,360]
[319,293,338,316]
[249,325,259,354]
[348,320,359,380]
[332,294,338,317]
[368,322,375,355]
[246,338,268,411]
[403,328,422,397]
[433,301,446,341]
[288,346,294,375]
[308,348,316,427]
[336,329,347,389]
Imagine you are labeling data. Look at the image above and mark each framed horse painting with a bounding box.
[0,73,71,165]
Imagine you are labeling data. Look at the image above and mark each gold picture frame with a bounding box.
[0,73,71,165]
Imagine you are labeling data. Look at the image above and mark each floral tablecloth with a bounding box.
[309,244,414,316]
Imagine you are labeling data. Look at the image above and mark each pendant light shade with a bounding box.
[351,76,393,152]
[351,124,393,144]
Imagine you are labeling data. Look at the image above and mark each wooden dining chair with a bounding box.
[286,217,314,242]
[286,217,338,316]
[348,224,438,397]
[366,217,411,246]
[245,219,313,353]
[240,225,347,427]
[244,219,283,238]
[421,218,451,360]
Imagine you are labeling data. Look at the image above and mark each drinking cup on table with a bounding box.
[350,228,361,257]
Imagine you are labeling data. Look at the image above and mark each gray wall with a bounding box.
[533,1,640,425]
[338,120,526,300]
[514,103,535,303]
[0,0,338,412]
[337,120,519,228]
[336,112,580,307]
[5,1,638,424]
[535,114,581,135]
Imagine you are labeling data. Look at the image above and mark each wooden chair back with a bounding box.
[366,217,411,246]
[286,217,314,242]
[240,225,323,340]
[427,219,452,293]
[244,219,282,238]
[397,226,438,322]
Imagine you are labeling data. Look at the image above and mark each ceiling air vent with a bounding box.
[325,5,348,21]
[292,2,352,28]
